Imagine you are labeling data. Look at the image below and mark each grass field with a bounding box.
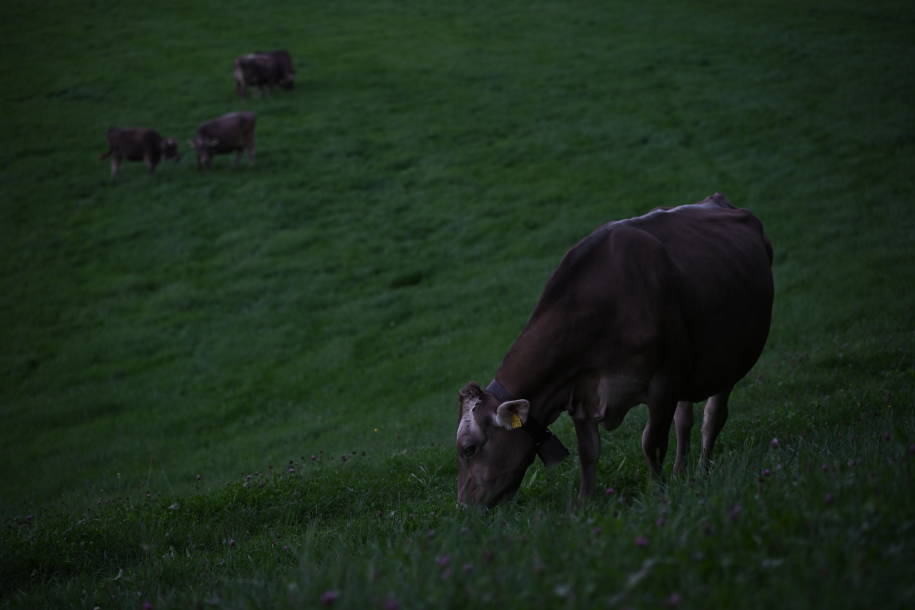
[2,0,914,608]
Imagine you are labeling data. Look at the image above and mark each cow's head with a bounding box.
[161,138,180,162]
[456,382,536,507]
[188,137,218,169]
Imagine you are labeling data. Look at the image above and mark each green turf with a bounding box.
[2,0,914,608]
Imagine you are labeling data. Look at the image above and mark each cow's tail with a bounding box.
[100,127,117,159]
[763,235,774,265]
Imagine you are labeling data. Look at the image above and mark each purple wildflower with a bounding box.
[382,597,400,610]
[634,536,649,548]
[320,590,340,606]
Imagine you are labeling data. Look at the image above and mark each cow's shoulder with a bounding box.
[535,221,670,313]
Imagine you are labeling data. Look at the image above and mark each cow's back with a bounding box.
[198,112,255,150]
[270,50,293,75]
[626,199,773,400]
[238,55,269,82]
[106,127,162,160]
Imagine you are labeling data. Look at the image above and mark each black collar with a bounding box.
[486,379,570,467]
[486,378,514,403]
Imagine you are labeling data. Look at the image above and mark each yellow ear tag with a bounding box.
[511,413,523,429]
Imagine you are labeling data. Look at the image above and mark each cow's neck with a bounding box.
[492,319,579,425]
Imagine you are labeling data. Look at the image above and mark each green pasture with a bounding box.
[1,0,914,608]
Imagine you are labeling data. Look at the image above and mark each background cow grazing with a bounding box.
[233,50,294,98]
[456,193,774,508]
[99,127,180,178]
[188,111,256,170]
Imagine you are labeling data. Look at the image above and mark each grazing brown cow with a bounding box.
[188,111,256,170]
[99,127,180,177]
[233,50,294,98]
[456,193,774,507]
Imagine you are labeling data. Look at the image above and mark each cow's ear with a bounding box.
[494,399,530,430]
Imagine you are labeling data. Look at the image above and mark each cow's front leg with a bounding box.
[246,137,256,164]
[672,401,693,476]
[642,378,677,478]
[572,416,600,502]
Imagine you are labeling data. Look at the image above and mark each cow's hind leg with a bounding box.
[110,156,121,178]
[642,378,677,478]
[672,401,693,476]
[699,387,732,471]
[572,417,600,503]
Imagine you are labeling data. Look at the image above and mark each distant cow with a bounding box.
[234,50,294,97]
[99,127,180,177]
[188,111,256,169]
[455,193,774,507]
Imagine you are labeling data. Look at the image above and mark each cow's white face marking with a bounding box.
[457,397,481,441]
